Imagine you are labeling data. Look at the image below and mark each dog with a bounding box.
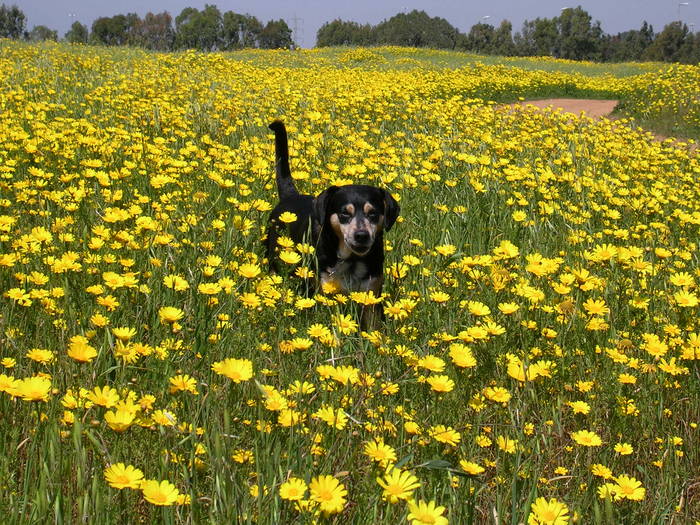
[265,120,400,328]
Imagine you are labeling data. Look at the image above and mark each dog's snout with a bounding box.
[354,230,371,244]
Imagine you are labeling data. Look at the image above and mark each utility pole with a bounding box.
[290,14,304,48]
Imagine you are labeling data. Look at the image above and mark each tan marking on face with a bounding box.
[329,213,353,259]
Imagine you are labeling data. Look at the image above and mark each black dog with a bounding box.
[265,120,399,327]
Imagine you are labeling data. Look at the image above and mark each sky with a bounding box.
[14,0,700,48]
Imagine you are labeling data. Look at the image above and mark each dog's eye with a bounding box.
[338,211,352,222]
[367,211,378,221]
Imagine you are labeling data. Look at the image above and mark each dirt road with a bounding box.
[512,98,619,118]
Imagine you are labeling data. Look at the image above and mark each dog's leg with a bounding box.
[360,304,384,332]
[359,275,385,331]
[265,220,281,273]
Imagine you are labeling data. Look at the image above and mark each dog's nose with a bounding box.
[354,231,371,244]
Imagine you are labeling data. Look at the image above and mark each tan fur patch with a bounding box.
[329,213,353,259]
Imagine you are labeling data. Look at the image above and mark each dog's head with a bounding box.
[312,185,400,258]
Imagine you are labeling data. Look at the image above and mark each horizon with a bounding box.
[12,1,700,48]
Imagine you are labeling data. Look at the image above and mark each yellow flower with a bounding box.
[25,348,54,364]
[211,358,254,382]
[459,460,485,475]
[308,474,347,515]
[430,425,461,446]
[483,386,511,404]
[279,250,301,264]
[528,497,569,524]
[163,274,189,291]
[418,355,445,372]
[430,291,450,303]
[105,408,136,432]
[567,401,591,415]
[112,326,136,342]
[279,477,307,501]
[151,409,177,426]
[376,467,420,503]
[159,306,184,324]
[86,385,120,408]
[90,313,110,327]
[571,429,603,447]
[591,464,613,479]
[427,374,454,393]
[582,298,609,316]
[332,313,358,335]
[497,435,517,453]
[512,210,527,222]
[434,244,456,257]
[449,343,477,368]
[141,479,180,506]
[466,300,491,316]
[197,282,222,295]
[13,376,52,402]
[67,335,98,363]
[407,499,448,525]
[313,405,347,430]
[104,463,144,490]
[614,442,634,455]
[613,474,646,501]
[278,211,298,223]
[238,263,261,279]
[364,439,397,467]
[168,374,197,394]
[350,290,383,305]
[674,290,699,307]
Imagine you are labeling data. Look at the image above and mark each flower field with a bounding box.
[1,40,700,524]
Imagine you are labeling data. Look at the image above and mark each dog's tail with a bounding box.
[269,120,298,201]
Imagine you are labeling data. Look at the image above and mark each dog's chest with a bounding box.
[321,259,369,293]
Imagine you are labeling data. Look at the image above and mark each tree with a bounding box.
[374,10,459,49]
[604,21,654,62]
[515,17,557,56]
[175,5,223,50]
[316,19,374,47]
[0,4,26,39]
[463,23,495,53]
[644,21,695,62]
[222,12,262,49]
[259,19,293,49]
[91,14,139,46]
[28,25,57,42]
[65,21,89,44]
[492,20,516,56]
[135,11,174,50]
[554,6,603,60]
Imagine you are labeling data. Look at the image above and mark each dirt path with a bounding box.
[512,99,696,152]
[512,98,618,119]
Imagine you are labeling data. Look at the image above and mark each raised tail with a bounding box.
[268,120,299,200]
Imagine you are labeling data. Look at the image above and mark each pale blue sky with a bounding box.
[14,0,700,48]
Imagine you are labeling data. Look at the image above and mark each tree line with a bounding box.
[0,3,293,51]
[2,3,699,63]
[318,8,700,63]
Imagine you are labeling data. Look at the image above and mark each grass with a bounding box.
[0,39,699,524]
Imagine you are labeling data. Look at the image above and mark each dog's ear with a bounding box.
[312,186,339,227]
[383,190,400,231]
